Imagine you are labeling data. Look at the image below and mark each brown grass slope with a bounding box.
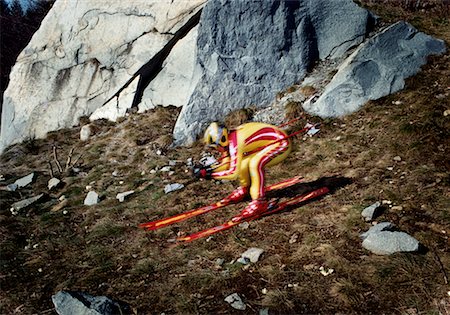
[0,2,449,314]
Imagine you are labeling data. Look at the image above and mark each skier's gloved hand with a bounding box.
[193,165,213,179]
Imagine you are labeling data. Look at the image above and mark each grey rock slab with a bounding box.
[241,247,264,263]
[116,191,135,202]
[11,194,45,212]
[362,231,420,255]
[14,173,35,188]
[173,0,374,145]
[52,291,131,315]
[84,191,99,206]
[360,222,394,240]
[7,183,18,191]
[164,183,184,194]
[361,201,382,221]
[224,293,246,311]
[304,21,446,117]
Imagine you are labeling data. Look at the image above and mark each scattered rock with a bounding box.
[238,222,249,229]
[361,201,382,221]
[169,160,177,166]
[360,222,420,255]
[391,205,403,212]
[259,308,269,315]
[84,191,99,206]
[215,258,225,267]
[80,125,92,142]
[360,222,394,240]
[52,291,131,315]
[51,199,69,212]
[160,166,171,172]
[289,234,299,244]
[10,194,46,214]
[319,266,334,276]
[240,247,264,263]
[116,191,135,202]
[164,183,184,194]
[112,170,119,177]
[7,183,18,191]
[237,257,251,265]
[224,293,246,311]
[14,173,35,188]
[48,177,62,190]
[393,156,402,162]
[444,109,450,117]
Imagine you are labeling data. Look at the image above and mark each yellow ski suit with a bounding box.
[211,122,291,200]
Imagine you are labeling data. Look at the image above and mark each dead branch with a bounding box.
[52,146,63,173]
[48,161,54,178]
[64,147,75,172]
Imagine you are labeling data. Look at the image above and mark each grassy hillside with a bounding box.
[0,2,449,314]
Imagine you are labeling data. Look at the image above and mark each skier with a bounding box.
[194,121,292,221]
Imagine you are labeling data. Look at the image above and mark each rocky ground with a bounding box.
[1,2,449,314]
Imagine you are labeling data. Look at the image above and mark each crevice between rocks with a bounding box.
[102,9,202,109]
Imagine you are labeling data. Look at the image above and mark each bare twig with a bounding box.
[64,147,75,172]
[52,146,63,173]
[71,153,84,168]
[433,250,449,285]
[48,161,54,178]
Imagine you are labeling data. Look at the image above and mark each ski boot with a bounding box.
[232,198,268,222]
[221,186,249,203]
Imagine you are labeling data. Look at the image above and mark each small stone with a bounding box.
[141,171,146,176]
[237,257,251,265]
[150,169,157,174]
[160,166,171,172]
[386,167,394,171]
[169,160,177,166]
[393,156,402,162]
[48,177,62,190]
[261,288,268,295]
[164,183,184,194]
[14,173,35,188]
[391,206,403,211]
[361,201,382,221]
[238,222,249,229]
[63,210,68,215]
[224,293,246,310]
[119,181,124,185]
[80,124,92,141]
[156,150,162,155]
[289,234,299,244]
[38,268,43,273]
[85,185,92,191]
[362,231,420,255]
[382,200,392,205]
[319,266,334,276]
[116,191,135,202]
[59,195,66,201]
[334,136,341,141]
[0,174,4,181]
[11,194,45,212]
[33,243,39,249]
[215,258,225,267]
[7,183,18,191]
[112,170,119,177]
[444,109,450,117]
[259,308,269,315]
[168,171,175,176]
[241,247,264,263]
[392,100,403,105]
[84,191,99,206]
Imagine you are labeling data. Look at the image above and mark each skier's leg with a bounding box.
[222,157,250,203]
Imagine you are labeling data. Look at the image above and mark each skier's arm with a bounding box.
[211,132,241,180]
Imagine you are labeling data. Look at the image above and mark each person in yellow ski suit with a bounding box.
[195,121,292,221]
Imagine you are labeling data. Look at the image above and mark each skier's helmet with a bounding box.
[204,122,229,148]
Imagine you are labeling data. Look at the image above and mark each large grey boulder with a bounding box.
[173,0,374,145]
[0,0,206,153]
[52,291,131,315]
[303,21,446,117]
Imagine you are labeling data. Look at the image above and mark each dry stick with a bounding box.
[64,147,75,172]
[433,250,449,285]
[52,146,63,173]
[71,153,84,168]
[48,162,54,178]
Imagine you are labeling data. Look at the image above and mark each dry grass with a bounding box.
[0,3,449,314]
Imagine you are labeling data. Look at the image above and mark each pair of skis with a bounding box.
[139,175,329,242]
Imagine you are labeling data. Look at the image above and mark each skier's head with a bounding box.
[204,122,229,150]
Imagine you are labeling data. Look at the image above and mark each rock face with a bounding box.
[303,21,447,117]
[173,0,374,145]
[0,0,206,153]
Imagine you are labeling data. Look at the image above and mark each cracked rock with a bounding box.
[224,293,246,311]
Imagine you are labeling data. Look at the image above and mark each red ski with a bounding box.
[139,175,303,231]
[176,186,330,243]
